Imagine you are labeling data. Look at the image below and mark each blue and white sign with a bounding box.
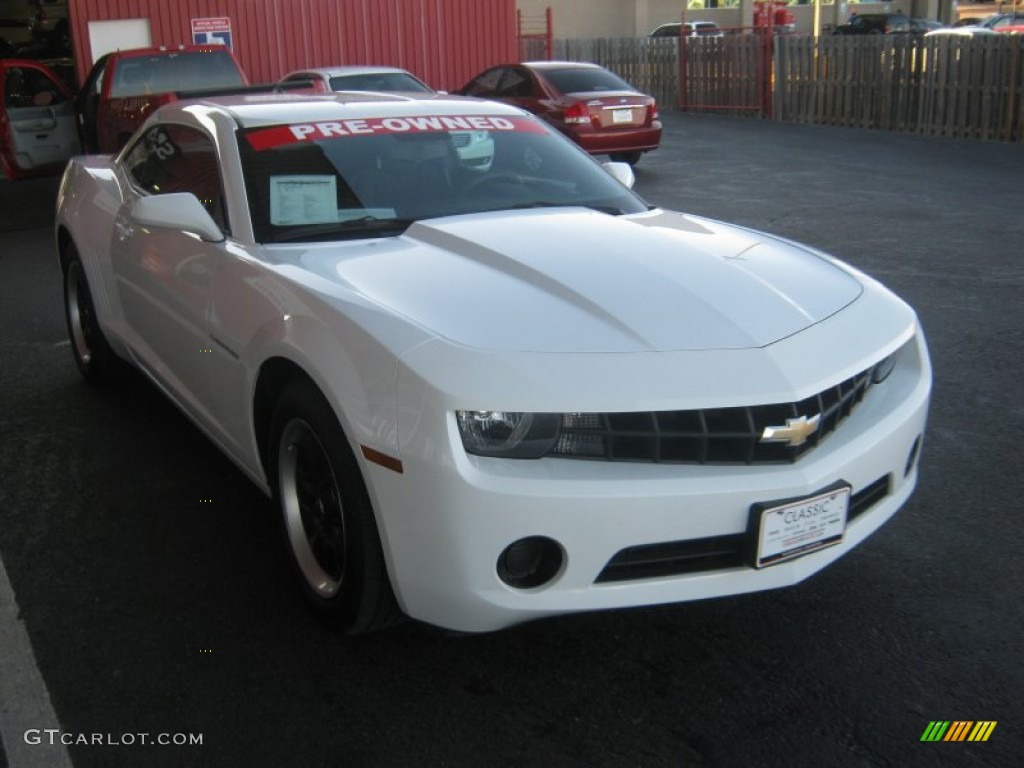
[192,17,233,50]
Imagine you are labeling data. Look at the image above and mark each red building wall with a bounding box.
[68,0,517,92]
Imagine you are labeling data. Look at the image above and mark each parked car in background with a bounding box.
[55,92,931,634]
[928,12,1024,36]
[458,61,660,165]
[924,24,998,37]
[909,18,946,35]
[976,12,1024,33]
[833,13,911,34]
[280,65,433,94]
[0,57,78,178]
[649,20,724,38]
[280,65,494,170]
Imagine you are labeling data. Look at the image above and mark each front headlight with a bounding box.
[871,346,902,383]
[456,411,559,458]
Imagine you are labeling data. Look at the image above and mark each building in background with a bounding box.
[66,0,518,92]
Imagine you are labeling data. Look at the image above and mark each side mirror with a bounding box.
[130,193,225,243]
[602,161,635,189]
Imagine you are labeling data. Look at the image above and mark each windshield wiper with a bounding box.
[272,216,416,243]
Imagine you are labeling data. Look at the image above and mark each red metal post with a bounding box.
[517,8,524,60]
[761,9,774,118]
[678,7,688,109]
[545,7,553,60]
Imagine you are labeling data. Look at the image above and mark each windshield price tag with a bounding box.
[751,484,850,568]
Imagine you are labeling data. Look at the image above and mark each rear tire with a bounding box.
[63,244,126,384]
[269,378,402,634]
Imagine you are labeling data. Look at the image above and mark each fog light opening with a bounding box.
[904,435,922,477]
[497,537,564,589]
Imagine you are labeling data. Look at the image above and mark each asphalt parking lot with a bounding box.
[1,111,1022,767]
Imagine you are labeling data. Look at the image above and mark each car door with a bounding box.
[0,60,79,179]
[111,123,230,427]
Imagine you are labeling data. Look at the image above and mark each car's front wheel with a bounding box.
[63,244,126,384]
[269,378,401,634]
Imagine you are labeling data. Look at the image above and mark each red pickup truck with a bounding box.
[75,45,248,153]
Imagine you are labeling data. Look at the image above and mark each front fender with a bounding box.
[55,157,128,346]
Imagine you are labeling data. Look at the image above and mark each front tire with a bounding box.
[63,244,126,384]
[269,378,401,634]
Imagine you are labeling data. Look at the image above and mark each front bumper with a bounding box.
[368,327,930,633]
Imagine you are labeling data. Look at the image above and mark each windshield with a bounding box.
[238,113,648,243]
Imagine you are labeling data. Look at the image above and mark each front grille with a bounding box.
[450,132,470,148]
[554,369,872,465]
[595,475,891,583]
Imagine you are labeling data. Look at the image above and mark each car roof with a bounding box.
[108,44,234,58]
[286,65,416,78]
[520,61,603,71]
[167,91,529,128]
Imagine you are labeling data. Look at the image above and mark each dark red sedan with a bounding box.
[458,61,661,166]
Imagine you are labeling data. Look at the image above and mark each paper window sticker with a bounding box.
[270,175,337,226]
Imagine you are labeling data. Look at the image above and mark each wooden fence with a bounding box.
[550,35,1024,142]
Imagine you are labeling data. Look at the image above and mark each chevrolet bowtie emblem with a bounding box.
[760,414,822,447]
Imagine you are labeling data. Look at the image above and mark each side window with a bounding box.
[464,67,505,97]
[4,66,66,108]
[4,68,30,108]
[498,68,534,98]
[124,124,230,234]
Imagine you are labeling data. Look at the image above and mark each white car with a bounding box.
[923,26,998,37]
[280,64,437,95]
[280,65,494,170]
[649,21,725,38]
[56,93,931,634]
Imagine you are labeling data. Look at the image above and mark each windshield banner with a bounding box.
[245,114,546,151]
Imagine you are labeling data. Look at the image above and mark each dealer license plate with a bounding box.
[752,484,850,568]
[612,108,634,124]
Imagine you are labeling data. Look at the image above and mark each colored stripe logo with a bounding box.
[920,721,997,742]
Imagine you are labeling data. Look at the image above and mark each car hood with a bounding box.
[303,208,862,353]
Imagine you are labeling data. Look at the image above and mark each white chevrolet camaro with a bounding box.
[56,93,931,634]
